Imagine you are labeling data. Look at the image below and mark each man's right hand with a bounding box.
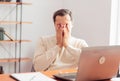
[56,24,63,48]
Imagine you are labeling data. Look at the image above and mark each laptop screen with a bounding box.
[53,46,120,81]
[76,45,120,81]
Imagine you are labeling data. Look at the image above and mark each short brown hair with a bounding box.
[53,9,72,22]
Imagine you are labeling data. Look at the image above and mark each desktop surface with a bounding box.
[0,68,120,81]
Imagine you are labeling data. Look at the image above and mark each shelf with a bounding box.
[0,2,32,5]
[0,1,32,72]
[0,58,31,63]
[0,40,31,43]
[0,21,32,24]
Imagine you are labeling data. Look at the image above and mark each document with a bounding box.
[10,72,56,81]
[111,78,120,81]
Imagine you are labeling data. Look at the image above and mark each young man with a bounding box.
[33,9,88,71]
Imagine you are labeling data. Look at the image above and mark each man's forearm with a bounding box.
[33,45,60,71]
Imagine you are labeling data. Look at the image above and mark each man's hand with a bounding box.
[63,24,70,48]
[56,24,63,48]
[56,24,70,48]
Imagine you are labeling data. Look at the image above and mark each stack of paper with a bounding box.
[10,72,56,81]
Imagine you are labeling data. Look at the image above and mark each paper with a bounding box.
[10,72,56,81]
[111,78,120,81]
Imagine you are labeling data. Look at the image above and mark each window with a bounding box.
[110,0,120,45]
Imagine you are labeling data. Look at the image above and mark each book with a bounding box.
[10,72,56,81]
[4,31,14,41]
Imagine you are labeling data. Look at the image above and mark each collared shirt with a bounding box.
[33,36,88,71]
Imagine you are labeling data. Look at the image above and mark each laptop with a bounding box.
[53,45,120,81]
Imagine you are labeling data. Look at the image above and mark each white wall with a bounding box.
[21,0,111,72]
[21,0,64,72]
[0,0,112,73]
[63,0,111,46]
[0,0,64,73]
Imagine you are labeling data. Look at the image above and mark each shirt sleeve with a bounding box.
[66,39,88,58]
[33,37,60,71]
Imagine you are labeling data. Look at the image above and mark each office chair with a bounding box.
[31,65,35,72]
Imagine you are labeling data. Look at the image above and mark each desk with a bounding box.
[0,68,120,81]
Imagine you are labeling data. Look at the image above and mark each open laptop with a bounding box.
[53,45,120,81]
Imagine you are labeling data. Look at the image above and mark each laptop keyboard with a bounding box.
[54,72,77,81]
[63,73,76,79]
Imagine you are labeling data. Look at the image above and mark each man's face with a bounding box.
[54,14,72,33]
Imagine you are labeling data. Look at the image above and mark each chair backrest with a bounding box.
[31,65,35,72]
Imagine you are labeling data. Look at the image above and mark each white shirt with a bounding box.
[33,36,88,71]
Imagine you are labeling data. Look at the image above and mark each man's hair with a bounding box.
[53,9,72,22]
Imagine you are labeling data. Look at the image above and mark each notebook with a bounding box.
[53,45,120,81]
[10,72,56,81]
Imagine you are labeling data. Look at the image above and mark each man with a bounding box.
[33,9,88,71]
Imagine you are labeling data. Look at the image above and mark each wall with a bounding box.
[22,0,111,72]
[0,3,19,73]
[63,0,111,46]
[0,0,112,73]
[21,0,64,72]
[0,0,64,73]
